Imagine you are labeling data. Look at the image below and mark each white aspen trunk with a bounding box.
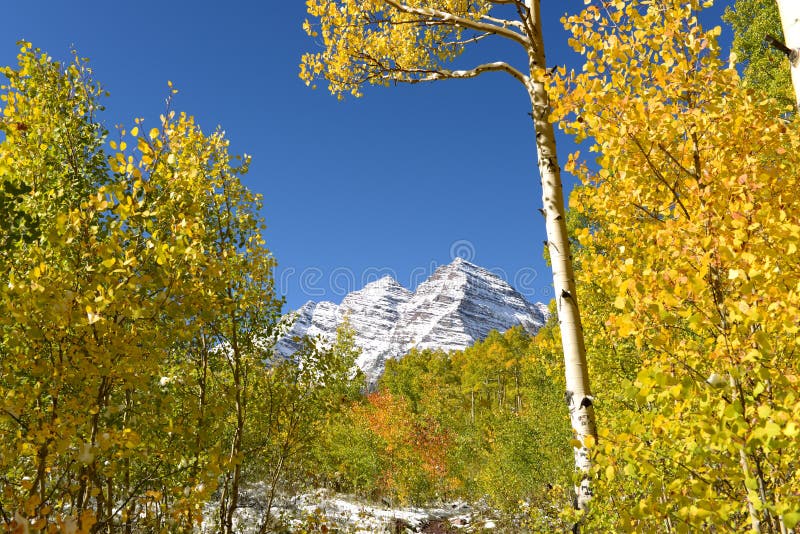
[776,0,800,108]
[527,0,597,520]
[471,390,475,424]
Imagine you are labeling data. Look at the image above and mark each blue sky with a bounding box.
[3,1,731,310]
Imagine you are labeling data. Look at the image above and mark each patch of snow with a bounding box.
[200,488,497,533]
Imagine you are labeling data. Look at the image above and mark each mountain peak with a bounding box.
[277,260,548,382]
[362,274,402,290]
[446,256,477,270]
[442,257,492,277]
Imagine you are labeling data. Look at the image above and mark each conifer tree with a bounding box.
[775,1,800,107]
[724,0,794,107]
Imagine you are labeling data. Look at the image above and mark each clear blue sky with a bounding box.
[3,1,731,310]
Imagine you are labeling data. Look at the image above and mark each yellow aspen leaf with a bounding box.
[616,315,635,337]
[623,463,636,477]
[764,421,782,438]
[605,464,615,481]
[784,422,799,438]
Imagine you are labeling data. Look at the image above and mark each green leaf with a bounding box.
[783,512,800,529]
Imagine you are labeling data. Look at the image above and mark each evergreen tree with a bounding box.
[724,0,794,107]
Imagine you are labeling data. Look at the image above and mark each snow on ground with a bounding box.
[200,485,493,533]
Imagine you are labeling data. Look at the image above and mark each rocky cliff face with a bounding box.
[276,258,548,382]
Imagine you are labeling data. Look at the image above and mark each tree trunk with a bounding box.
[776,0,800,108]
[470,390,475,424]
[224,329,244,534]
[526,0,597,521]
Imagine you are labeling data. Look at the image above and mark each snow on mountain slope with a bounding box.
[277,258,548,382]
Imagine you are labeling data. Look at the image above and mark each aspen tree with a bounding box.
[554,1,800,530]
[723,0,793,107]
[0,43,282,532]
[301,0,597,518]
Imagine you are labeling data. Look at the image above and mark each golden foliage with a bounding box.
[552,1,800,530]
[0,43,280,532]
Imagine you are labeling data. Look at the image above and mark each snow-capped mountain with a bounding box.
[275,258,549,382]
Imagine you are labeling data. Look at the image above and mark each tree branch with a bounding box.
[392,61,528,86]
[351,48,528,87]
[381,0,530,48]
[765,34,800,64]
[479,13,526,31]
[630,202,665,223]
[443,31,493,47]
[1,408,26,430]
[629,134,691,220]
[656,142,698,180]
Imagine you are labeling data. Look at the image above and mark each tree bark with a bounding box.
[223,325,244,534]
[776,0,800,108]
[526,0,597,521]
